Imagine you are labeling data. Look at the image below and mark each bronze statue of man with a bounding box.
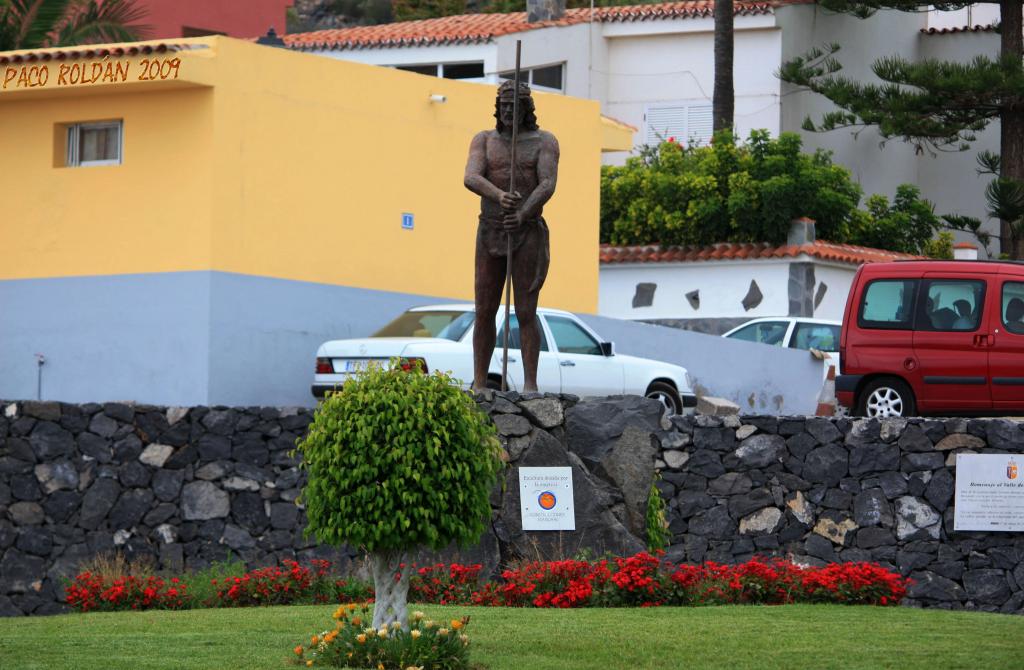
[464,80,560,393]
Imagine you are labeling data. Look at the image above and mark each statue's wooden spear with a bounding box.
[501,39,522,392]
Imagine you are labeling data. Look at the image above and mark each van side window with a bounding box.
[1002,282,1024,335]
[917,280,985,332]
[859,279,917,330]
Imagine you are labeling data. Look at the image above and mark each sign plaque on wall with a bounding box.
[954,454,1024,532]
[519,467,575,531]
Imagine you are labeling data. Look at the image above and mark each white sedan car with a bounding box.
[312,304,696,414]
[722,317,841,372]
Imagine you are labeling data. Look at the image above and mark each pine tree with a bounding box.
[778,0,1024,257]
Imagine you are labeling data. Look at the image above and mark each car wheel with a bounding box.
[856,377,916,418]
[646,381,683,416]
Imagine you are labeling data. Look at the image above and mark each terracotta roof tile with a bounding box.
[0,42,200,65]
[599,241,922,266]
[920,24,998,35]
[283,1,805,50]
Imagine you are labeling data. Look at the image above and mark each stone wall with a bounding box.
[2,397,1024,616]
[0,401,337,616]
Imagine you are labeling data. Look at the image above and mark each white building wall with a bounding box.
[495,23,593,97]
[778,4,1003,253]
[918,30,1001,253]
[777,5,925,205]
[927,4,1000,29]
[598,259,857,323]
[600,16,781,163]
[812,264,858,321]
[598,261,792,320]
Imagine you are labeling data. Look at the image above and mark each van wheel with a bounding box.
[646,381,682,416]
[857,378,916,418]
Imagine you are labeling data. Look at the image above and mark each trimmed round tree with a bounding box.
[295,362,503,628]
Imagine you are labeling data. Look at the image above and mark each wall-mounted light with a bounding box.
[429,94,447,104]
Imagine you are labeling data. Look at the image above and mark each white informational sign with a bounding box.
[519,467,575,531]
[954,454,1024,531]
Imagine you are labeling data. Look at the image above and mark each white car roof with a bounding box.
[407,303,576,318]
[730,317,841,326]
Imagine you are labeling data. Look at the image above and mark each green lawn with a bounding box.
[0,604,1021,670]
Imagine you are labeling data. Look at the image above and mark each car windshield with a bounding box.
[372,310,475,341]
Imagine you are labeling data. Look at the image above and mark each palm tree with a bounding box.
[712,0,733,132]
[0,0,147,52]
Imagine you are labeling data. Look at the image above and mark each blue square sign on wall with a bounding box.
[401,213,414,230]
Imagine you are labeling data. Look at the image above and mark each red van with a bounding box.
[837,260,1024,417]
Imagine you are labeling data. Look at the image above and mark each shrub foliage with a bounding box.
[295,363,503,553]
[601,130,944,256]
[644,479,671,552]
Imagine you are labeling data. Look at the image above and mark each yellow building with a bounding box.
[0,36,631,405]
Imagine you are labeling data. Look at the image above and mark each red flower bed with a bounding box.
[64,553,910,613]
[409,562,486,605]
[495,553,909,609]
[502,558,611,608]
[65,559,372,613]
[65,572,188,613]
[208,560,315,607]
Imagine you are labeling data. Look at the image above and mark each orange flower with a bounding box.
[351,616,362,627]
[356,634,367,644]
[451,619,463,630]
[293,646,304,656]
[311,635,319,645]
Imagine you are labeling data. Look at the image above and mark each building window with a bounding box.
[393,62,485,80]
[499,63,565,92]
[531,64,562,90]
[443,62,485,79]
[643,104,713,147]
[396,64,439,76]
[66,121,122,167]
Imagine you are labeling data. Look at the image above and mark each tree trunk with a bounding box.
[713,0,735,133]
[1000,0,1024,258]
[369,550,413,630]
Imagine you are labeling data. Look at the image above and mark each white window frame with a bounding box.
[643,103,713,147]
[66,120,123,167]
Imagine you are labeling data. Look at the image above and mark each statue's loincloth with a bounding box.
[477,215,550,294]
